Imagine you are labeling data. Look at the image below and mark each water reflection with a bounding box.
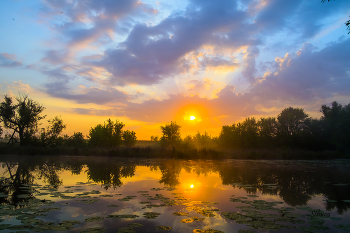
[1,157,350,215]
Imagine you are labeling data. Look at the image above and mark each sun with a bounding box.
[190,116,196,120]
[190,184,194,188]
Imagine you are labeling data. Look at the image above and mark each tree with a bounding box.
[88,119,125,147]
[122,130,137,147]
[258,117,278,147]
[0,94,46,146]
[321,101,350,151]
[65,132,86,147]
[277,107,308,136]
[151,135,159,141]
[40,116,66,147]
[160,121,181,148]
[277,107,309,147]
[322,0,350,34]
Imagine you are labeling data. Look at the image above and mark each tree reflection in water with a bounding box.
[1,157,350,214]
[0,157,62,207]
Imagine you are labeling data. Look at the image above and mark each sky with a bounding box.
[0,0,349,140]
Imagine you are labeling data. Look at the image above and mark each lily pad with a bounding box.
[85,216,104,222]
[193,229,225,233]
[128,223,143,228]
[181,217,205,223]
[334,224,350,231]
[143,212,161,219]
[173,212,190,216]
[107,214,139,219]
[156,225,172,230]
[80,227,106,233]
[117,227,135,233]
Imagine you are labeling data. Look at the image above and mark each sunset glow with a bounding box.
[0,0,349,140]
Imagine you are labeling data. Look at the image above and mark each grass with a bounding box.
[0,141,347,160]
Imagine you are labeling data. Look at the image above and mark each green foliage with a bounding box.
[321,101,350,151]
[151,135,159,141]
[183,132,217,149]
[65,132,86,147]
[0,94,46,146]
[258,117,278,146]
[41,116,66,147]
[277,107,308,137]
[88,119,125,147]
[123,130,137,147]
[160,121,181,148]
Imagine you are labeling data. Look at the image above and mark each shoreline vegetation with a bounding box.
[0,142,346,160]
[1,94,350,160]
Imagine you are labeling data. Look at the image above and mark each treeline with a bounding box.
[218,102,350,151]
[154,102,350,152]
[1,94,349,154]
[0,94,136,148]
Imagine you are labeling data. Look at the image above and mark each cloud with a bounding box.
[251,38,350,106]
[89,0,256,85]
[72,108,124,116]
[45,82,131,105]
[0,53,22,67]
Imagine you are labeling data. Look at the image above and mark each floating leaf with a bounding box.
[181,217,205,223]
[172,212,190,216]
[334,224,350,231]
[143,212,161,219]
[107,214,138,219]
[80,226,106,233]
[193,229,225,233]
[85,216,104,222]
[128,223,143,228]
[117,227,135,233]
[156,225,172,231]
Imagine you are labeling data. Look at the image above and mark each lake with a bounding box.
[1,156,350,232]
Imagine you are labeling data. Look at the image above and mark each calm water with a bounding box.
[1,156,350,233]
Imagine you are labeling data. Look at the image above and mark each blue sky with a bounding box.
[1,0,349,139]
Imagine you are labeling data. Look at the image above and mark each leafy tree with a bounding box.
[258,117,278,147]
[65,132,86,147]
[88,119,124,147]
[321,101,350,151]
[0,94,46,146]
[160,121,181,148]
[240,117,259,148]
[40,116,66,147]
[277,107,308,136]
[122,130,137,147]
[151,135,159,141]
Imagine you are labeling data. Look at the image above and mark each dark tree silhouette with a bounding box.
[0,94,46,146]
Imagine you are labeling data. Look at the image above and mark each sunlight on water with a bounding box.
[0,157,350,232]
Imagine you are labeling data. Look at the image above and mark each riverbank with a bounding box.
[0,144,346,160]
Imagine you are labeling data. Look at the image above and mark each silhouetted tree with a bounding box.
[40,116,66,147]
[122,130,137,147]
[258,117,278,147]
[88,119,124,147]
[277,107,309,147]
[321,101,350,151]
[160,121,181,149]
[65,132,86,147]
[0,94,46,146]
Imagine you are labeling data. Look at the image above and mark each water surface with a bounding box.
[1,156,350,232]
